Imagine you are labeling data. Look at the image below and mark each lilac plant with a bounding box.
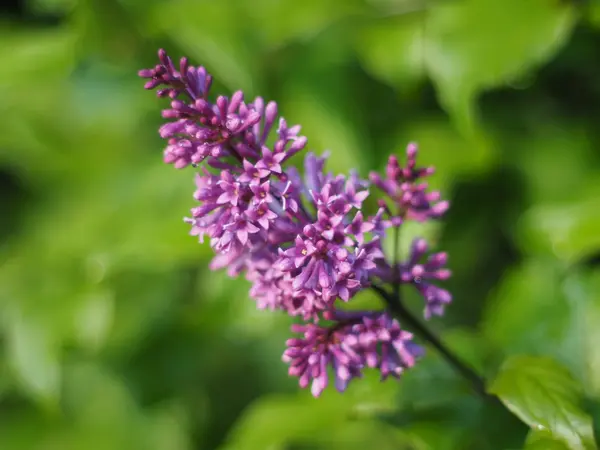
[139,49,453,397]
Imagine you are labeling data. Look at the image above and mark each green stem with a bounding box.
[392,224,401,300]
[371,284,491,400]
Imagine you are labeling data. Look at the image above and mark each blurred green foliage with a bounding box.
[1,0,600,448]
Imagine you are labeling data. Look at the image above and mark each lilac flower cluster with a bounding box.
[140,49,452,397]
[283,310,424,397]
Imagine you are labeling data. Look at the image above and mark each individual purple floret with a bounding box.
[140,49,452,397]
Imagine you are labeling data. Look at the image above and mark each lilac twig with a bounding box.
[371,284,489,399]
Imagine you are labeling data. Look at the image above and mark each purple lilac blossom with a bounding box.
[283,310,423,396]
[140,49,451,396]
[369,145,452,318]
[369,143,449,223]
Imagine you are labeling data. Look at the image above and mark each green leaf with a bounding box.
[221,393,348,449]
[244,0,366,48]
[482,260,576,368]
[489,355,597,450]
[4,310,61,406]
[509,125,596,204]
[102,268,189,358]
[26,0,76,14]
[10,159,209,272]
[562,269,600,398]
[424,0,577,132]
[1,67,152,188]
[147,0,262,93]
[517,183,600,264]
[222,371,403,449]
[280,75,369,175]
[587,1,600,28]
[397,118,495,190]
[292,420,410,450]
[144,403,192,450]
[62,362,193,450]
[525,430,570,450]
[73,289,115,352]
[399,422,466,450]
[354,13,426,88]
[0,27,76,89]
[71,0,143,63]
[483,262,600,398]
[0,411,56,450]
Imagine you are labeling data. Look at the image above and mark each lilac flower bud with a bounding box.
[263,102,278,140]
[229,90,244,113]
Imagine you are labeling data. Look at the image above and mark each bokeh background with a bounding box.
[1,0,600,449]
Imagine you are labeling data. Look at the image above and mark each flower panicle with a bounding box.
[139,49,452,397]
